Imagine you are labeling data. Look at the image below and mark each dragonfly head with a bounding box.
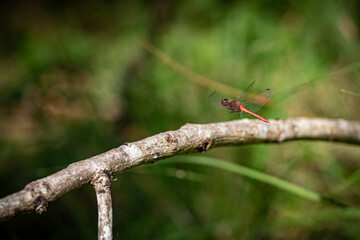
[221,98,229,107]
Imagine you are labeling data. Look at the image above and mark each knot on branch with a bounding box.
[165,133,179,149]
[34,196,47,214]
[195,138,212,152]
[24,181,53,214]
[90,170,112,188]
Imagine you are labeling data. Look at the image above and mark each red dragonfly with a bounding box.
[220,81,273,123]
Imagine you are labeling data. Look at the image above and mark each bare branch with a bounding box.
[0,117,359,222]
[91,171,113,240]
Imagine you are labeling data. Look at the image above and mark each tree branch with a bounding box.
[91,171,113,240]
[0,117,359,222]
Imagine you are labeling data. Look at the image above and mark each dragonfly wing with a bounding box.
[209,91,226,110]
[242,88,273,113]
[209,91,238,113]
[236,81,255,101]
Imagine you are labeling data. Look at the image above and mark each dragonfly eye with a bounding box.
[221,99,229,106]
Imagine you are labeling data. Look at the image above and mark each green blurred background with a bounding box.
[1,0,360,239]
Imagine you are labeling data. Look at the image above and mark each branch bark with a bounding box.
[91,171,113,240]
[0,117,359,222]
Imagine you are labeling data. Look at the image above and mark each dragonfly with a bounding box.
[220,81,273,123]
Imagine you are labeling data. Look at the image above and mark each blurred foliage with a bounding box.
[1,0,360,239]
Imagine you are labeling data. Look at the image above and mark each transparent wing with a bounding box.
[209,91,243,117]
[209,91,225,108]
[236,81,256,101]
[242,88,273,113]
[209,91,230,113]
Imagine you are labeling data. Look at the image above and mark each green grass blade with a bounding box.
[340,89,360,97]
[168,156,321,202]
